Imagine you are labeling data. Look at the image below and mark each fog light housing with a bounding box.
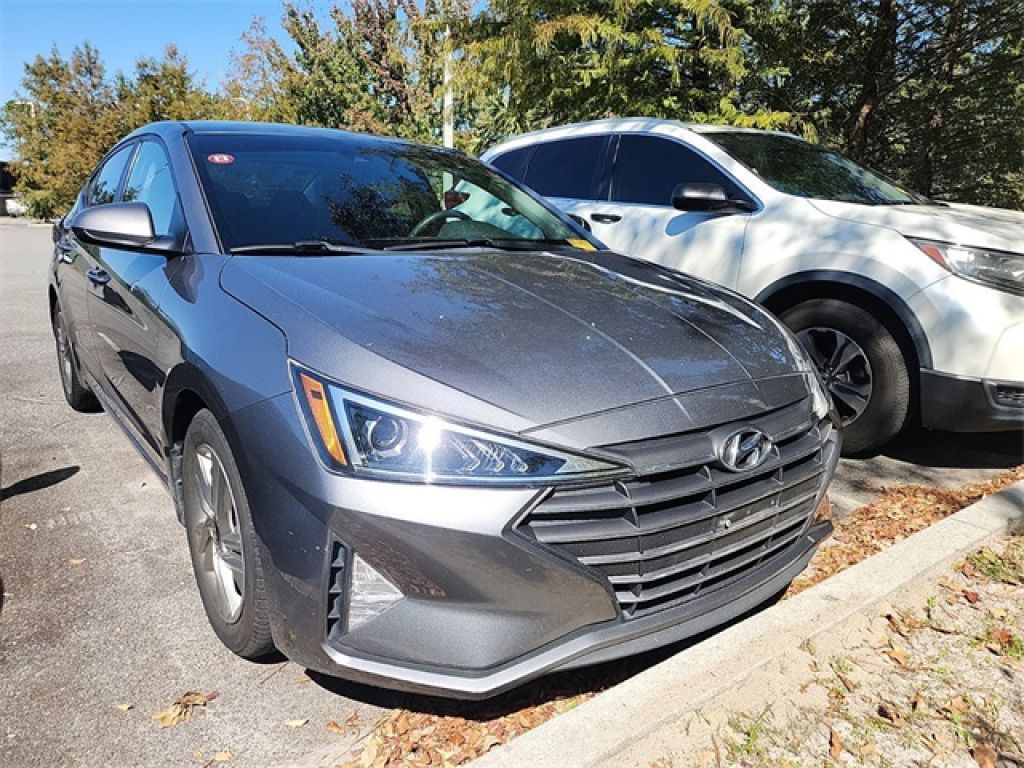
[348,554,403,631]
[811,495,833,526]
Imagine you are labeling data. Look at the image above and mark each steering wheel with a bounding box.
[409,208,473,237]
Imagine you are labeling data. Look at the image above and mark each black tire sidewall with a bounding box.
[183,409,273,657]
[780,299,910,455]
[53,304,99,412]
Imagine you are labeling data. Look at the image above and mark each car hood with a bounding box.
[808,199,1024,253]
[220,248,804,429]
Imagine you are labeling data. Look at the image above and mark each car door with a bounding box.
[56,142,137,384]
[590,134,754,289]
[86,138,186,458]
[510,135,614,233]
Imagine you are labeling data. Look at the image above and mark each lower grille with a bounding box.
[993,384,1024,409]
[518,406,834,620]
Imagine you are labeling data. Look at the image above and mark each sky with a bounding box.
[1,0,290,111]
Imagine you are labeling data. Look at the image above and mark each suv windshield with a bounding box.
[187,132,583,252]
[706,131,925,206]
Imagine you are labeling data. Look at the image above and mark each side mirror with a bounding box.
[69,202,182,255]
[567,213,592,232]
[671,183,756,214]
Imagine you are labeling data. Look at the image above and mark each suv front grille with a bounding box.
[517,404,835,620]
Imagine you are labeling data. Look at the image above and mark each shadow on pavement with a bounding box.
[307,589,786,720]
[1,466,80,501]
[881,428,1023,470]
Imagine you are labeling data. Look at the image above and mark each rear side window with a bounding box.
[87,144,135,206]
[124,140,182,237]
[522,136,606,200]
[489,147,531,181]
[611,135,742,206]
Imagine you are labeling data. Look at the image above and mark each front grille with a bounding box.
[517,403,834,620]
[994,384,1024,409]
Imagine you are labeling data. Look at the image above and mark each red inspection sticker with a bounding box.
[207,153,235,165]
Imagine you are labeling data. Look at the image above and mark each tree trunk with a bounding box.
[914,0,968,195]
[848,0,899,162]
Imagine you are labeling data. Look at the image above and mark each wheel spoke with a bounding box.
[194,450,215,517]
[830,339,863,376]
[219,532,244,576]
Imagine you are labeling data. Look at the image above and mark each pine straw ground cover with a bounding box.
[339,465,1024,768]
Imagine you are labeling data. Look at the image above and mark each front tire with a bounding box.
[780,299,910,456]
[183,409,275,659]
[52,303,100,412]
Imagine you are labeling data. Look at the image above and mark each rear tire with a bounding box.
[52,303,100,412]
[780,299,910,456]
[183,409,275,659]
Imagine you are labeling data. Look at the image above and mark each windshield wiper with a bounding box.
[230,240,378,256]
[381,238,574,253]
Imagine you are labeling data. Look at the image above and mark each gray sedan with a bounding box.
[50,120,839,698]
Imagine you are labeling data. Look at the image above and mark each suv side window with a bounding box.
[87,144,135,207]
[522,136,607,200]
[611,135,744,206]
[123,140,182,237]
[490,147,531,181]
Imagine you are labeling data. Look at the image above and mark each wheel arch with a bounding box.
[754,271,932,374]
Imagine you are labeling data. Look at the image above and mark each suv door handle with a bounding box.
[86,268,111,286]
[590,212,622,224]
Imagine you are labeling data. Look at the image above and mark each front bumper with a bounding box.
[920,370,1024,432]
[229,391,839,699]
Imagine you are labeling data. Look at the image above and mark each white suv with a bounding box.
[483,118,1024,454]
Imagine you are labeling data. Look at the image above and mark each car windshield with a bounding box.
[706,131,925,205]
[187,132,582,252]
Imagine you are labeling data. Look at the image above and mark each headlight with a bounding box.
[910,238,1024,296]
[293,366,626,485]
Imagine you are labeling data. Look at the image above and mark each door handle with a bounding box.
[86,268,111,286]
[590,212,622,224]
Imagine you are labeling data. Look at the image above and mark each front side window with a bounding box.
[610,135,743,206]
[706,131,922,205]
[522,136,606,200]
[87,144,135,206]
[186,133,584,252]
[124,140,182,237]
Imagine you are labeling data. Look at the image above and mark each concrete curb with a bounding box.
[468,480,1024,768]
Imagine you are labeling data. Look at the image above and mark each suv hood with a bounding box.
[808,199,1024,253]
[220,248,804,428]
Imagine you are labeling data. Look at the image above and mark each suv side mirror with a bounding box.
[671,183,756,214]
[69,202,183,255]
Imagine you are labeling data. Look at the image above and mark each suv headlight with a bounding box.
[293,365,626,485]
[910,238,1024,296]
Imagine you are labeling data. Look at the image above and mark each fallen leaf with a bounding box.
[284,718,308,728]
[212,750,232,763]
[911,691,926,713]
[963,589,980,604]
[989,607,1009,621]
[114,703,133,712]
[326,720,347,735]
[944,695,971,718]
[151,690,219,728]
[829,727,843,759]
[883,639,911,667]
[23,523,37,531]
[68,557,87,565]
[877,701,906,727]
[972,743,998,768]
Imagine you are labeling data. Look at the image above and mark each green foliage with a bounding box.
[2,0,1020,212]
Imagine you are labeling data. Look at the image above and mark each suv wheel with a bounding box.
[52,304,100,412]
[183,409,275,659]
[779,299,910,456]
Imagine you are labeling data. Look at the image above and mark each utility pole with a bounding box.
[442,23,454,149]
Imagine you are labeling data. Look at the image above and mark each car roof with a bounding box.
[483,117,802,155]
[124,120,436,151]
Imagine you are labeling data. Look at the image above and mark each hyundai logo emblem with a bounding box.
[718,428,773,472]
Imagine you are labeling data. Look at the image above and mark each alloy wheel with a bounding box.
[190,443,245,623]
[55,312,74,396]
[796,326,873,426]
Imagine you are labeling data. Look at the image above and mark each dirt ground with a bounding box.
[649,535,1024,768]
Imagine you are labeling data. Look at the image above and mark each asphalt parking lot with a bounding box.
[2,220,1021,767]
